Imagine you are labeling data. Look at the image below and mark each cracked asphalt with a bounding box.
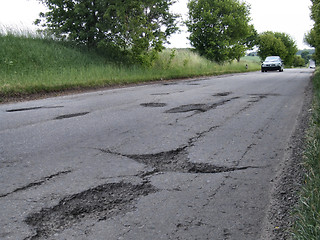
[0,69,314,239]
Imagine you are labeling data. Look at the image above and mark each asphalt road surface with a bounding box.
[0,69,314,240]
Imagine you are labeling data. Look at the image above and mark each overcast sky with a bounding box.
[0,0,314,49]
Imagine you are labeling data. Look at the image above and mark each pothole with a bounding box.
[6,106,63,113]
[25,182,157,240]
[103,148,255,174]
[140,103,167,107]
[165,104,208,113]
[162,82,178,86]
[54,112,90,120]
[6,107,42,112]
[127,150,251,173]
[247,94,280,103]
[165,97,239,114]
[150,93,170,96]
[248,93,281,97]
[248,96,267,103]
[213,92,232,97]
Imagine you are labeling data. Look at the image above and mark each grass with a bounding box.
[292,68,320,239]
[0,31,261,101]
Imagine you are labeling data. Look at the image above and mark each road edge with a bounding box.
[259,76,313,239]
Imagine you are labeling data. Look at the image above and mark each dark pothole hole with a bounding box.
[247,93,281,103]
[150,93,170,96]
[140,103,167,108]
[165,97,239,114]
[106,148,249,174]
[54,112,90,120]
[6,106,64,113]
[212,92,233,97]
[25,182,157,240]
[165,104,207,113]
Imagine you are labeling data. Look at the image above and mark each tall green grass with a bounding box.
[0,32,260,101]
[292,69,320,239]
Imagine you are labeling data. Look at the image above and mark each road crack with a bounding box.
[0,170,72,198]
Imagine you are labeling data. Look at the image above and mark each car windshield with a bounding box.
[265,57,279,62]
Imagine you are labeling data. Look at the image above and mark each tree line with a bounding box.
[305,0,320,63]
[36,0,299,66]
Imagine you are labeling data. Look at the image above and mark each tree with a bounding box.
[274,32,298,66]
[258,31,297,66]
[257,32,287,61]
[186,0,256,63]
[36,0,179,65]
[301,50,312,64]
[293,55,306,67]
[304,29,318,62]
[305,0,320,62]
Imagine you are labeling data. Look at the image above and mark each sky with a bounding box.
[0,0,314,49]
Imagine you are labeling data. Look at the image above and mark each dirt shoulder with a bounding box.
[260,78,313,239]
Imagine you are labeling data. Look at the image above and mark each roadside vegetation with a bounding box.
[305,0,320,63]
[186,0,257,63]
[291,0,320,238]
[0,32,260,102]
[257,31,297,66]
[292,69,320,239]
[1,0,303,102]
[1,0,306,103]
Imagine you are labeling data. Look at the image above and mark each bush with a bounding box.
[293,55,306,67]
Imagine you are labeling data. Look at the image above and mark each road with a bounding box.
[0,69,313,240]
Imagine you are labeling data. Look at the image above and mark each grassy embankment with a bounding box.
[292,69,320,239]
[0,32,260,102]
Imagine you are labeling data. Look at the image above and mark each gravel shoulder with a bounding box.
[260,78,313,239]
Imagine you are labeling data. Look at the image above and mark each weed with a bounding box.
[292,69,320,240]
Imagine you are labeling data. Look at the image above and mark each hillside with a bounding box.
[0,33,106,76]
[0,33,260,102]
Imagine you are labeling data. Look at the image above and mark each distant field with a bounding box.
[0,33,261,102]
[241,55,261,63]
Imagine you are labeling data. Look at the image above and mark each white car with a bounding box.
[261,56,284,72]
[309,59,316,69]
